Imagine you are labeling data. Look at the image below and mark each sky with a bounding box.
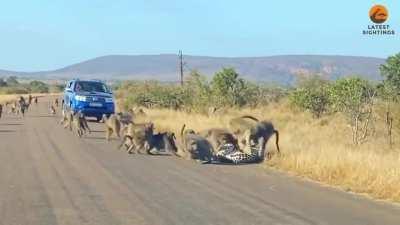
[0,0,399,71]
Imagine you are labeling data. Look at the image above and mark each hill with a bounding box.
[0,54,385,85]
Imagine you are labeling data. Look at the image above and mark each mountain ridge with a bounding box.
[0,54,386,84]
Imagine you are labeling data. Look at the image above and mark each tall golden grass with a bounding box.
[0,93,60,104]
[127,100,400,203]
[0,94,20,104]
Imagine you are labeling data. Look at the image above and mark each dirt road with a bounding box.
[0,97,399,225]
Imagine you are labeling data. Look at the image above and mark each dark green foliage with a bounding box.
[380,53,400,92]
[0,77,51,94]
[289,76,330,117]
[117,68,288,112]
[211,68,248,107]
[0,78,7,87]
[329,77,376,144]
[6,76,19,86]
[29,80,49,93]
[328,77,375,117]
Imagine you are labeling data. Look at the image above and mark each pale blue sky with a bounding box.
[0,0,399,71]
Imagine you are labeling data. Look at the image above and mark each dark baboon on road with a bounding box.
[116,111,134,127]
[0,104,3,119]
[179,124,213,162]
[50,105,56,115]
[143,132,179,155]
[119,122,154,154]
[228,115,280,159]
[18,96,26,117]
[243,121,280,159]
[72,111,91,137]
[103,114,121,141]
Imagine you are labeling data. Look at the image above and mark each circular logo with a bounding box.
[369,5,388,24]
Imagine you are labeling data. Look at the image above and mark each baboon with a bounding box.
[72,111,91,137]
[18,96,26,117]
[228,115,260,151]
[242,121,280,159]
[0,104,3,119]
[208,106,217,116]
[103,114,121,141]
[147,132,178,155]
[228,115,259,135]
[179,124,213,162]
[119,122,154,154]
[25,102,30,112]
[10,101,17,114]
[131,107,147,118]
[60,109,72,130]
[34,97,38,104]
[116,111,134,127]
[78,112,91,135]
[198,128,239,154]
[50,105,56,115]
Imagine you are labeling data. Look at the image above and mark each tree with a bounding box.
[380,53,400,92]
[329,78,376,144]
[377,82,397,146]
[211,68,247,107]
[6,76,19,86]
[379,53,400,146]
[289,75,331,118]
[29,80,49,93]
[0,78,7,87]
[184,70,212,111]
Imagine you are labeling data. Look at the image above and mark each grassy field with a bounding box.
[0,94,21,104]
[124,100,400,203]
[0,93,61,104]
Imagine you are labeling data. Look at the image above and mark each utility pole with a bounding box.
[179,50,184,86]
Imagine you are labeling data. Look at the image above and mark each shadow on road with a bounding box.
[84,136,106,140]
[0,130,16,133]
[28,115,58,118]
[88,130,105,133]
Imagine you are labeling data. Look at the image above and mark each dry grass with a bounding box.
[0,94,20,104]
[0,93,61,104]
[128,101,400,203]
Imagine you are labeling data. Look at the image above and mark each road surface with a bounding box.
[0,97,399,225]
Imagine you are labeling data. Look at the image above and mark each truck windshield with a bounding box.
[74,81,109,93]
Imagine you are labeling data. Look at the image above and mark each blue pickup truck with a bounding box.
[63,79,115,121]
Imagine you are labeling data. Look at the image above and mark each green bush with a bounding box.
[289,76,330,118]
[328,77,374,116]
[329,77,376,144]
[29,80,49,93]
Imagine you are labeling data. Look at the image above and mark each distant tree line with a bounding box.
[0,76,63,94]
